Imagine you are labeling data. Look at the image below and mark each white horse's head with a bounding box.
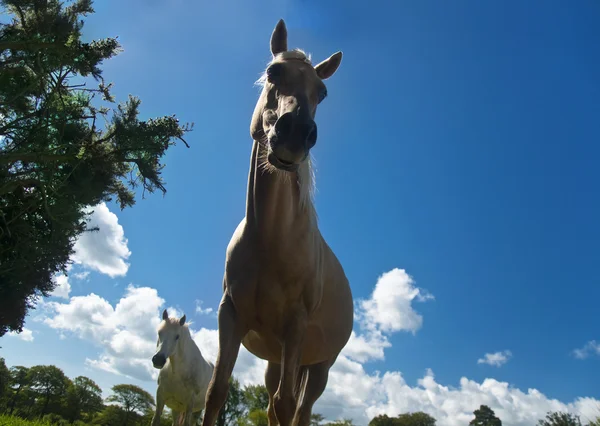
[152,309,186,369]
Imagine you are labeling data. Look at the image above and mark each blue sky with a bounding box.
[2,0,600,424]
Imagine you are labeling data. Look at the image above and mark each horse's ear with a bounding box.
[162,309,168,321]
[315,51,343,80]
[179,314,186,326]
[270,19,288,56]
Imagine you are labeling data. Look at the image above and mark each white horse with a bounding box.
[151,310,214,426]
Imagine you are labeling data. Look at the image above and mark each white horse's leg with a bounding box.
[191,409,203,425]
[171,410,182,426]
[151,387,165,426]
[182,394,196,426]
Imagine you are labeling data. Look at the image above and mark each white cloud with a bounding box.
[343,268,433,364]
[44,285,163,382]
[8,328,34,342]
[359,268,434,335]
[51,274,71,299]
[195,300,214,316]
[72,203,131,277]
[351,366,599,426]
[73,271,91,281]
[477,350,512,367]
[572,341,600,360]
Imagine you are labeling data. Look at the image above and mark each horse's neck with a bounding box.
[246,141,314,245]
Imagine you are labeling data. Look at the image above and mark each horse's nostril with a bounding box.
[274,113,294,138]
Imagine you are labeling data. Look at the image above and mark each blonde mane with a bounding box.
[254,49,317,223]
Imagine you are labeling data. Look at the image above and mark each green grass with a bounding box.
[0,415,51,426]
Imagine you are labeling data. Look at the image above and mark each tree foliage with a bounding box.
[369,412,436,426]
[470,405,502,426]
[105,383,154,416]
[217,377,244,426]
[26,365,71,417]
[0,0,192,337]
[65,376,103,422]
[537,411,583,426]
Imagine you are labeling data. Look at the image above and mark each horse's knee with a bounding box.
[274,390,296,425]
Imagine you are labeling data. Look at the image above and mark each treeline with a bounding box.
[368,404,600,426]
[0,358,339,426]
[2,359,598,426]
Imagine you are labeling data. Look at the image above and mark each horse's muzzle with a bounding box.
[152,353,166,369]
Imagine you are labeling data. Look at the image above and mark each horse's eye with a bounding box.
[318,88,328,104]
[175,335,179,340]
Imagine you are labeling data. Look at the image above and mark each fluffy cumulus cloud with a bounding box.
[42,286,265,385]
[44,285,163,381]
[572,340,600,360]
[8,327,34,342]
[72,203,131,277]
[51,274,72,299]
[41,269,600,426]
[342,268,433,364]
[477,350,513,367]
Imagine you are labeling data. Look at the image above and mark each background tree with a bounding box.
[0,0,193,337]
[216,377,244,426]
[105,383,155,426]
[311,413,326,426]
[0,357,9,409]
[238,383,269,426]
[369,412,437,426]
[588,417,600,426]
[26,364,71,417]
[470,405,502,426]
[5,365,30,415]
[537,411,582,426]
[242,384,269,413]
[65,375,103,422]
[397,412,437,426]
[369,414,398,426]
[325,419,355,426]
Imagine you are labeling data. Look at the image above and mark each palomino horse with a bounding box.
[151,310,214,426]
[201,19,354,426]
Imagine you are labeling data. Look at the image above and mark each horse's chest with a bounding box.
[161,374,197,410]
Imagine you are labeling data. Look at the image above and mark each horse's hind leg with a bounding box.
[201,294,246,426]
[265,362,280,426]
[293,360,333,426]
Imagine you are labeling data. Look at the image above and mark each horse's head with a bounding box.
[250,19,343,173]
[152,309,186,369]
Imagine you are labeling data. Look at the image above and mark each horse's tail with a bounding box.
[294,365,310,404]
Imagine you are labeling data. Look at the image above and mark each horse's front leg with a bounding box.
[265,361,280,426]
[274,308,307,426]
[151,386,165,426]
[182,393,197,426]
[201,294,246,426]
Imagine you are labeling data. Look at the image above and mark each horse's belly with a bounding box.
[242,325,330,365]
